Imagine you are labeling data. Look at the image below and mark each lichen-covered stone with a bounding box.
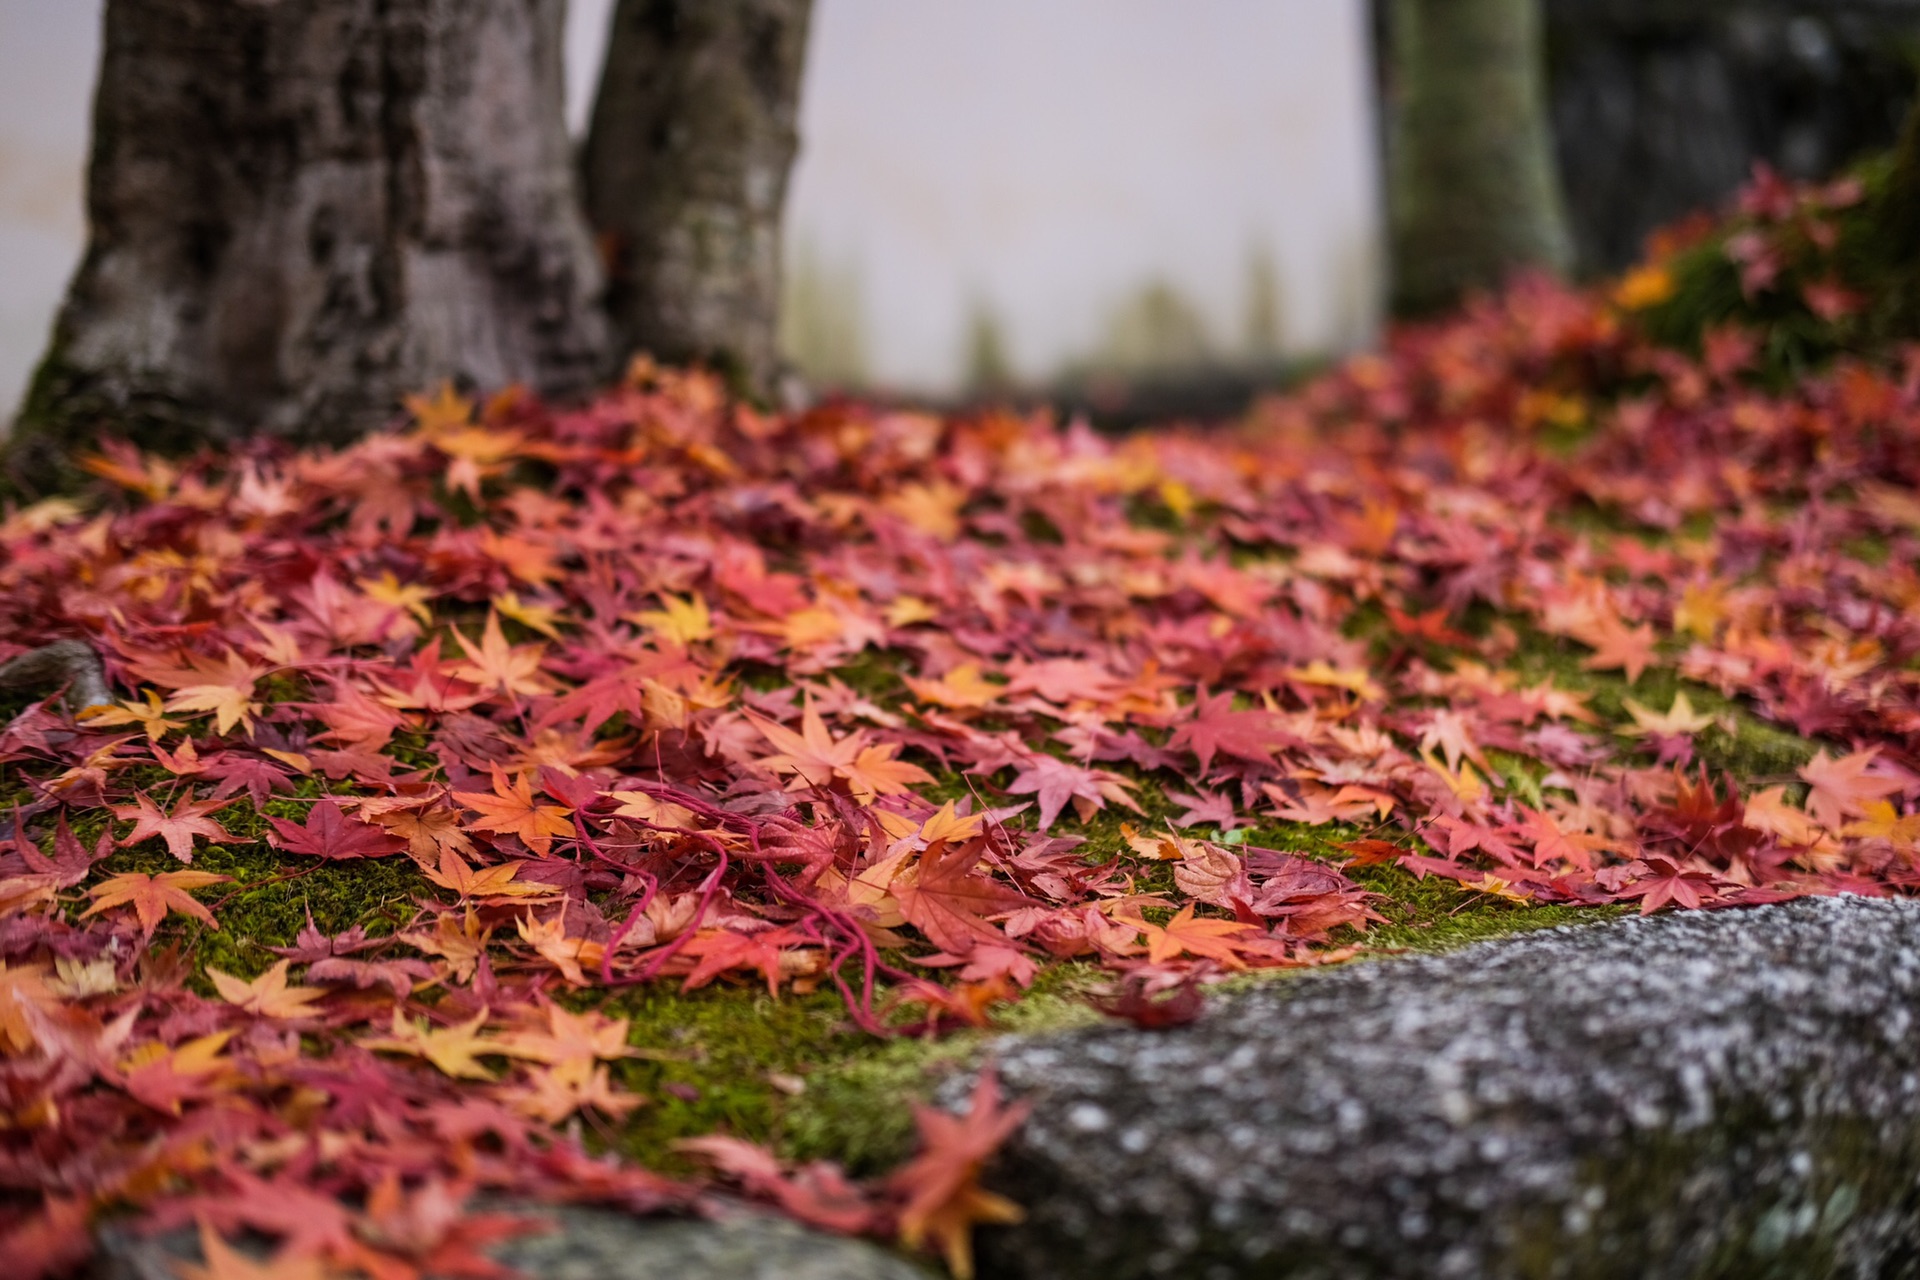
[956,896,1920,1279]
[92,1205,931,1280]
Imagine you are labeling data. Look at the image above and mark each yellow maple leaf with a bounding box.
[904,663,1003,710]
[207,960,328,1019]
[77,690,185,742]
[1620,690,1716,737]
[1672,582,1728,639]
[357,571,434,626]
[403,381,475,434]
[1285,660,1384,702]
[491,591,562,640]
[362,1008,502,1080]
[627,592,714,647]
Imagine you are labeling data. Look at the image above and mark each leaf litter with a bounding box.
[2,170,1920,1275]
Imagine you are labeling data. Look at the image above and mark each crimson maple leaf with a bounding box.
[16,812,113,887]
[1168,690,1307,771]
[112,790,236,862]
[893,838,1036,954]
[266,798,406,860]
[1621,855,1722,913]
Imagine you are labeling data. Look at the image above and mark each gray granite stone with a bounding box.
[93,1204,932,1280]
[952,896,1920,1279]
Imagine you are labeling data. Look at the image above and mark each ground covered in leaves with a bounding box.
[4,165,1920,1278]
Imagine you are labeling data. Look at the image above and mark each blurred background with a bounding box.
[2,0,1914,418]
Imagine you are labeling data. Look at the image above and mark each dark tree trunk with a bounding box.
[1382,0,1573,316]
[1544,0,1920,275]
[581,0,813,401]
[7,0,607,493]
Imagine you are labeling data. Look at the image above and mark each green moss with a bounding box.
[1505,627,1819,781]
[1630,143,1920,382]
[94,831,426,983]
[1350,861,1627,951]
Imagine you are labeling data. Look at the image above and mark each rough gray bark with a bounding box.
[582,0,813,400]
[954,896,1920,1278]
[1545,0,1920,274]
[1383,0,1574,315]
[6,0,608,493]
[0,640,109,713]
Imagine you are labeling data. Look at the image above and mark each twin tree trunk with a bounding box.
[1381,0,1572,316]
[582,0,813,398]
[9,0,810,492]
[10,0,606,491]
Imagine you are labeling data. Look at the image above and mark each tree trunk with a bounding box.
[581,0,813,401]
[7,0,607,493]
[1383,0,1573,316]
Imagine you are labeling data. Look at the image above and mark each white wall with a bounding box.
[0,1,99,417]
[0,0,1380,412]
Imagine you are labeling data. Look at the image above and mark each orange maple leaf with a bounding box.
[1125,903,1284,969]
[747,703,931,802]
[421,846,562,903]
[452,770,574,856]
[82,869,230,934]
[1579,616,1658,685]
[447,611,558,698]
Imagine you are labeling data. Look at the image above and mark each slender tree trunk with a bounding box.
[1383,0,1572,316]
[582,0,813,401]
[7,0,607,493]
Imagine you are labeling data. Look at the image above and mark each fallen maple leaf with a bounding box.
[1125,903,1284,969]
[447,610,557,698]
[82,868,230,934]
[1005,755,1140,830]
[452,769,574,856]
[112,790,237,863]
[889,1063,1031,1280]
[362,1008,503,1080]
[1800,749,1906,830]
[266,799,407,860]
[208,959,329,1019]
[893,838,1036,955]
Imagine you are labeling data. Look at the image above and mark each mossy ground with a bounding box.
[5,594,1826,1179]
[2,517,1827,1185]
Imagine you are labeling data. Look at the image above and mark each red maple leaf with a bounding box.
[1168,690,1306,771]
[894,838,1037,955]
[267,798,407,860]
[888,1063,1031,1279]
